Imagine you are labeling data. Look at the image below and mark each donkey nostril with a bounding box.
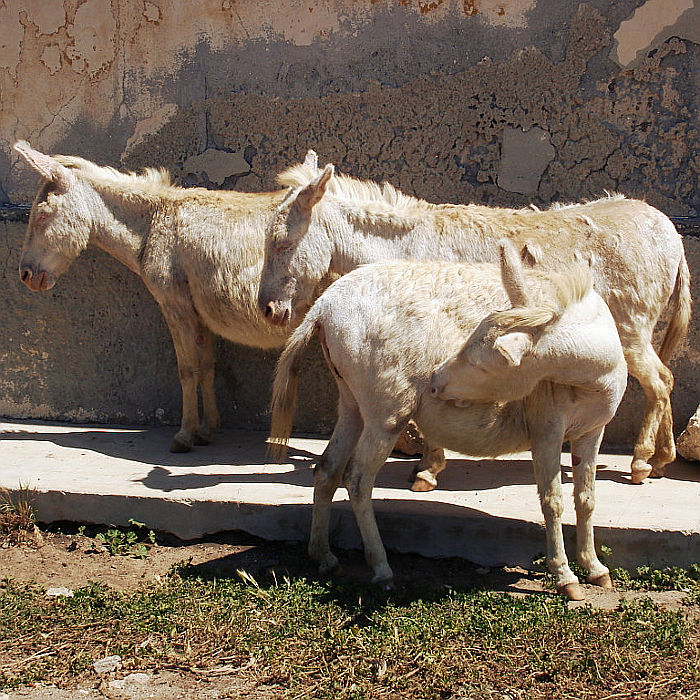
[282,308,290,323]
[21,269,31,282]
[264,302,274,318]
[430,385,438,395]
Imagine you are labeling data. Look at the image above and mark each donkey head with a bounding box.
[258,162,335,326]
[14,141,95,291]
[430,242,552,404]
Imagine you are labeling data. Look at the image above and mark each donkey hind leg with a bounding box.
[570,429,612,590]
[343,425,404,587]
[531,429,583,600]
[308,379,363,576]
[625,344,675,483]
[411,443,447,492]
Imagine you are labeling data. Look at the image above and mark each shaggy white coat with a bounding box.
[270,246,627,599]
[258,155,690,484]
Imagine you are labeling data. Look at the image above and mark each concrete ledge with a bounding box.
[1,420,699,571]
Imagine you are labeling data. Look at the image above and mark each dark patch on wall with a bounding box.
[116,5,697,217]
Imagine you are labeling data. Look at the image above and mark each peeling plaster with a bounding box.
[182,148,250,185]
[497,126,554,195]
[0,3,23,75]
[473,0,536,29]
[143,2,162,23]
[1,1,697,216]
[611,0,697,67]
[25,0,66,36]
[40,45,62,75]
[124,103,179,156]
[67,0,117,76]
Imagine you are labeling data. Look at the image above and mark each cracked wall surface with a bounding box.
[0,0,698,440]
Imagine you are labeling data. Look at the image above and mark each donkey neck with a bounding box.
[88,185,156,274]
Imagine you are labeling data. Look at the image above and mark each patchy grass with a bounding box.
[612,565,700,602]
[1,564,698,698]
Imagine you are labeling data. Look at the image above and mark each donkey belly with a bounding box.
[202,306,290,350]
[415,394,530,458]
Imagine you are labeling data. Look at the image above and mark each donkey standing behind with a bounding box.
[258,156,690,485]
[270,245,627,600]
[13,141,310,452]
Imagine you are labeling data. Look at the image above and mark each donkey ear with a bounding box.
[303,149,318,170]
[493,331,533,367]
[295,163,334,214]
[14,141,71,188]
[499,239,530,307]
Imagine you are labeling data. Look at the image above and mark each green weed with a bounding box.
[93,519,156,558]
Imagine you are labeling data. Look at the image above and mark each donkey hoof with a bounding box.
[373,577,394,592]
[649,467,666,479]
[170,436,193,453]
[630,461,652,484]
[193,431,212,446]
[558,582,585,601]
[318,553,340,577]
[588,572,614,589]
[410,470,437,492]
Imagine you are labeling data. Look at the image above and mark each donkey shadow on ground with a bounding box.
[2,421,698,493]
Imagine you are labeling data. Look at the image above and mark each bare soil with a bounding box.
[1,526,695,699]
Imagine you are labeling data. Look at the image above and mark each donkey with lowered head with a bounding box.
[269,243,627,600]
[14,142,322,452]
[258,156,690,485]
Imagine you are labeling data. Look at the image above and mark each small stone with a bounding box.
[93,654,122,674]
[677,404,700,462]
[45,586,74,598]
[123,672,150,685]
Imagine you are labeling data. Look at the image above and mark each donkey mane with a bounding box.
[490,264,593,332]
[277,163,629,229]
[54,155,173,195]
[277,162,435,216]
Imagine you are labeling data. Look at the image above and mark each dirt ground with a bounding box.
[1,527,695,699]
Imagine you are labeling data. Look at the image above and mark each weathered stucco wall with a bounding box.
[0,0,698,443]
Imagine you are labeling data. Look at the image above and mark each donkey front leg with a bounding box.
[531,427,583,600]
[195,326,220,445]
[162,309,213,453]
[570,428,612,590]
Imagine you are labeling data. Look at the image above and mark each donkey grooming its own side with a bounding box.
[269,243,627,600]
[14,142,322,453]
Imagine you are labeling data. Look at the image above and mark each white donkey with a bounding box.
[13,142,321,452]
[257,156,690,485]
[14,144,426,467]
[270,244,627,600]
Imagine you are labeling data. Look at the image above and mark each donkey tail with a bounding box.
[269,311,319,461]
[659,253,691,365]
